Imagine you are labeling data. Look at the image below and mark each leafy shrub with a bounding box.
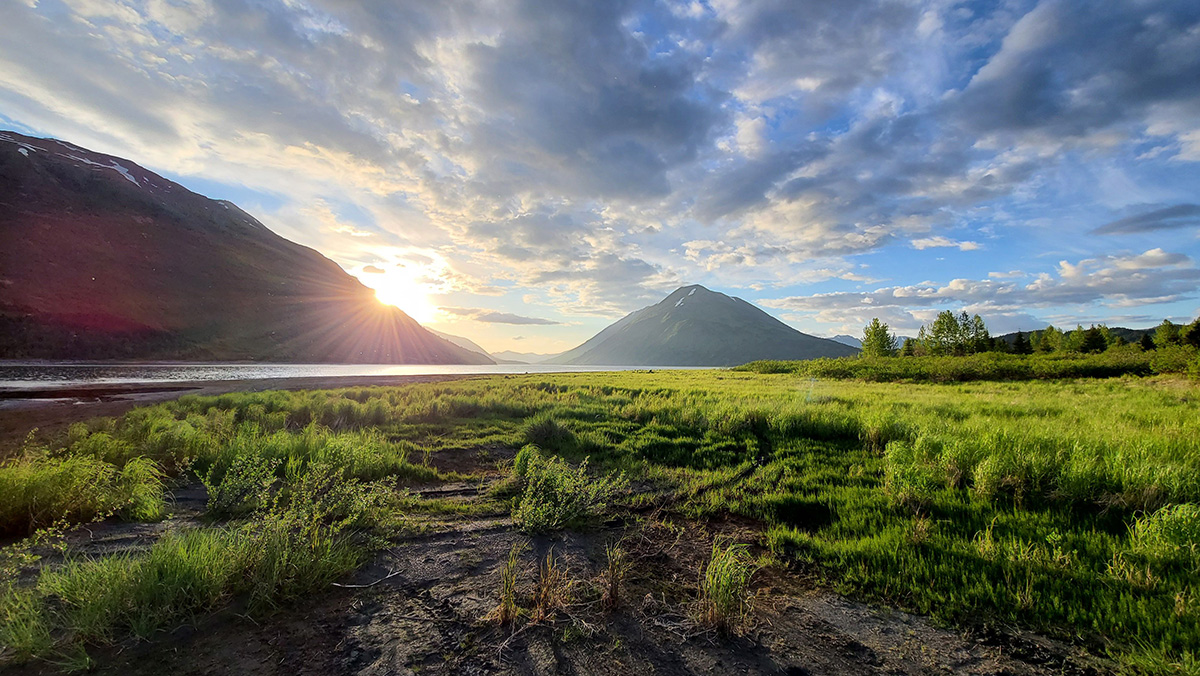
[1151,345,1199,375]
[511,450,626,533]
[202,455,278,518]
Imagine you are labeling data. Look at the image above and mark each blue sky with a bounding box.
[1,0,1198,353]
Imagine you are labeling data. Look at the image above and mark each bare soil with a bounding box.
[2,439,1113,676]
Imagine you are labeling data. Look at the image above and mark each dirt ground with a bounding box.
[2,439,1113,676]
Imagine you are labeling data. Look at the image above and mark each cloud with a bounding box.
[1093,204,1200,234]
[762,249,1200,331]
[1,0,1198,338]
[361,265,385,274]
[440,307,562,325]
[911,236,981,251]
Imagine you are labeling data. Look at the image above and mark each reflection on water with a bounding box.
[0,362,692,389]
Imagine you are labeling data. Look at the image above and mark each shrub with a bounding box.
[202,455,279,519]
[511,451,626,533]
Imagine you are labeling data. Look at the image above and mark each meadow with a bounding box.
[1,364,1198,672]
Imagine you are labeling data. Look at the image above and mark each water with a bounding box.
[0,361,696,389]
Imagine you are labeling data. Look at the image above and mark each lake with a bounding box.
[0,362,699,389]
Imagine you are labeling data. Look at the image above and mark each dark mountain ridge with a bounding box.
[0,131,491,363]
[547,285,858,366]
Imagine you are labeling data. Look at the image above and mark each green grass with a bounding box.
[1,461,382,662]
[2,369,1198,672]
[738,347,1197,382]
[698,540,755,632]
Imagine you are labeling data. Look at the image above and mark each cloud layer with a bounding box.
[1,0,1197,347]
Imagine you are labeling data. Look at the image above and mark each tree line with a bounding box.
[860,312,1200,359]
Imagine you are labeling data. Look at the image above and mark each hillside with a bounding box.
[547,285,858,366]
[0,131,492,364]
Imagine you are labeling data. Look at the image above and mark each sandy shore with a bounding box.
[0,374,479,453]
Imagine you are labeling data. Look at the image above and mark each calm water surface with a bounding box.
[0,362,695,389]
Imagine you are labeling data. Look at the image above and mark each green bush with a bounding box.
[511,449,625,533]
[202,455,279,519]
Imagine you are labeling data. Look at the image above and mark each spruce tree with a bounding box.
[861,318,898,357]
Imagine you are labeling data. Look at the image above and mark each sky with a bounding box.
[1,0,1198,354]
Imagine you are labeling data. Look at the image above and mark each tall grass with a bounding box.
[1,461,382,662]
[698,541,755,632]
[3,369,1198,671]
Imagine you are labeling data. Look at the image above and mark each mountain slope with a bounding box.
[0,131,492,364]
[547,285,858,366]
[492,350,558,364]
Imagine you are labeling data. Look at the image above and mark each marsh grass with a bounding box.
[2,370,1199,671]
[697,541,755,632]
[0,461,384,663]
[532,548,572,623]
[494,541,525,625]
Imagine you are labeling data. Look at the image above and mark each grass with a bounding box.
[1,368,1198,672]
[697,541,755,632]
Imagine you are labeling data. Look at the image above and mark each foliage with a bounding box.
[202,454,278,518]
[511,448,626,533]
[860,318,897,358]
[1,462,382,661]
[1155,320,1182,348]
[4,370,1200,671]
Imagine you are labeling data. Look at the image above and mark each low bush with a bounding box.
[511,448,626,533]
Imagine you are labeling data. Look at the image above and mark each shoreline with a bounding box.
[0,373,482,452]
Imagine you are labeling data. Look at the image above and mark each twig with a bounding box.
[332,568,402,588]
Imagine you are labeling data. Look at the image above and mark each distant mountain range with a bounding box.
[829,334,862,349]
[546,285,857,366]
[0,131,491,364]
[491,350,557,364]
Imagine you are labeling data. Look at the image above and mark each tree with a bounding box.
[1139,333,1156,351]
[1037,325,1062,353]
[1154,320,1181,348]
[1079,326,1107,354]
[969,314,991,354]
[1011,331,1032,355]
[901,337,917,357]
[861,318,898,357]
[1183,318,1200,349]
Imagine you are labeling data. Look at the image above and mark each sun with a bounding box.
[367,271,438,324]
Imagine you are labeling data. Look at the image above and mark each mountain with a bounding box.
[830,334,862,349]
[546,285,858,366]
[428,329,492,358]
[0,131,492,364]
[491,350,558,364]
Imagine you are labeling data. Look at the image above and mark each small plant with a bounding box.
[512,453,626,534]
[494,541,526,625]
[1131,503,1200,558]
[522,413,576,451]
[203,455,279,518]
[698,540,755,633]
[600,542,626,610]
[532,548,572,623]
